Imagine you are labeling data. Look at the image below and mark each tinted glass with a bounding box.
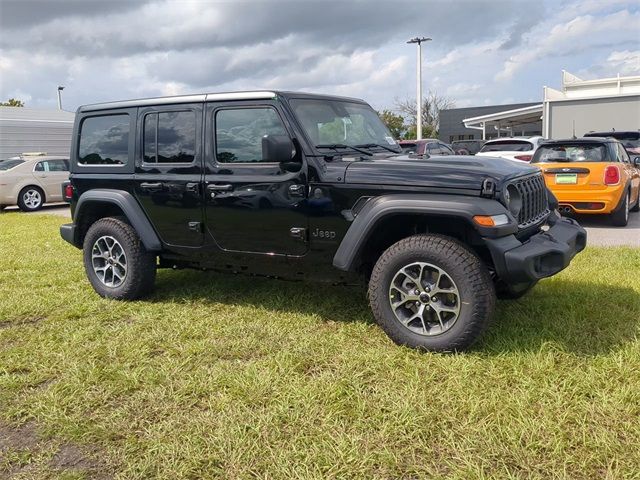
[215,108,287,163]
[143,113,157,162]
[78,114,129,165]
[143,111,195,163]
[440,144,454,154]
[34,161,46,172]
[0,159,24,170]
[479,140,533,152]
[532,144,609,163]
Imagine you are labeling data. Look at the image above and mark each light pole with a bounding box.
[57,86,65,110]
[406,36,431,140]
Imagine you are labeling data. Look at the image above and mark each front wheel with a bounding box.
[83,217,157,300]
[631,187,640,212]
[368,234,496,352]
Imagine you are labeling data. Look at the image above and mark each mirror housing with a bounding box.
[262,135,295,163]
[634,156,640,167]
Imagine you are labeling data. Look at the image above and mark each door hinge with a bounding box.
[290,227,307,241]
[188,221,203,233]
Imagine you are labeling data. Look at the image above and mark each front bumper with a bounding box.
[485,213,587,284]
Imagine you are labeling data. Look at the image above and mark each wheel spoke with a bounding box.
[91,235,127,288]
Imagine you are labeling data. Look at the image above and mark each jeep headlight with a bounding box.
[503,184,522,218]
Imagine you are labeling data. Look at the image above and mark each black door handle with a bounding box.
[140,182,163,191]
[207,184,233,191]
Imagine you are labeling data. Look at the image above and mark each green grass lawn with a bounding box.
[1,212,639,479]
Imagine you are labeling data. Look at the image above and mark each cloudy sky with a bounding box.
[1,0,638,112]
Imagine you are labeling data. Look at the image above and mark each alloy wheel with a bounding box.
[91,235,128,287]
[388,261,461,336]
[23,189,42,209]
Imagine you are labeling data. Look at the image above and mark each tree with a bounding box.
[377,109,405,139]
[1,98,24,107]
[394,91,454,139]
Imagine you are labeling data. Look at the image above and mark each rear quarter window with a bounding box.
[0,159,25,170]
[78,114,130,165]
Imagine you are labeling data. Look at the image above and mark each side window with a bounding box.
[143,111,196,163]
[78,114,129,165]
[440,143,454,154]
[34,161,48,172]
[427,143,440,154]
[48,160,69,172]
[215,107,288,163]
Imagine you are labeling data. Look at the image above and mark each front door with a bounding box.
[133,104,204,247]
[203,101,308,256]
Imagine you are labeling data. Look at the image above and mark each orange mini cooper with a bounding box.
[531,137,640,226]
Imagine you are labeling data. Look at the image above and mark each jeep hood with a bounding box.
[344,155,539,191]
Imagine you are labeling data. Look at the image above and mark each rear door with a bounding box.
[32,159,69,201]
[133,104,204,247]
[615,143,640,200]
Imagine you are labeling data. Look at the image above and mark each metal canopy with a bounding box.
[463,104,543,139]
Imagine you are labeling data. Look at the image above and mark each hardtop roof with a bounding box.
[77,90,368,113]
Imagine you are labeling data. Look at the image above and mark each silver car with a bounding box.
[0,155,70,211]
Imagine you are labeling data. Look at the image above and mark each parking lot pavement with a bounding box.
[574,211,640,248]
[3,204,71,218]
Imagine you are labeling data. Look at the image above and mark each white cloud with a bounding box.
[604,50,640,76]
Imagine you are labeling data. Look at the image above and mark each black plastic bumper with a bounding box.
[60,223,78,248]
[485,215,587,284]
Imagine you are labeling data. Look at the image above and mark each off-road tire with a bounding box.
[630,188,640,212]
[496,280,537,300]
[611,191,629,227]
[17,186,45,211]
[83,217,156,300]
[368,234,496,352]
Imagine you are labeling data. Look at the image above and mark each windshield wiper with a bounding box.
[354,143,402,154]
[315,144,373,156]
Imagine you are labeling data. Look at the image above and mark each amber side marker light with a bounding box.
[473,214,510,227]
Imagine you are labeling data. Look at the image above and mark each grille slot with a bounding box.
[512,174,549,228]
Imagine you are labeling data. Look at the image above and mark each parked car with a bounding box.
[584,130,640,156]
[531,137,640,226]
[476,136,545,162]
[0,154,70,211]
[398,139,455,156]
[451,139,485,155]
[59,90,586,352]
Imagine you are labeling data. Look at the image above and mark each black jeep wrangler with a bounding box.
[60,91,586,351]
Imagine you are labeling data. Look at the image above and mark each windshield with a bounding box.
[0,159,25,171]
[399,143,418,154]
[531,144,609,163]
[480,140,533,152]
[290,98,400,153]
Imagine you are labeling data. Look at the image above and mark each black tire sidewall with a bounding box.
[369,236,494,351]
[83,218,155,299]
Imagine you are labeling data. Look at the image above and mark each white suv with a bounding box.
[476,136,545,162]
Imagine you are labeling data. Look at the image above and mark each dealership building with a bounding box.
[439,71,640,142]
[0,107,75,158]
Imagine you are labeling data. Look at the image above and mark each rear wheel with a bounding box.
[83,217,157,300]
[368,234,496,352]
[17,186,44,211]
[631,187,640,212]
[611,192,629,227]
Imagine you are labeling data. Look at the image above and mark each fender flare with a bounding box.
[332,194,515,272]
[73,189,162,251]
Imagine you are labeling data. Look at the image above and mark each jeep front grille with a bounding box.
[512,174,549,228]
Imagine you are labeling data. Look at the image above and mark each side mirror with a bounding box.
[634,156,640,167]
[262,135,295,163]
